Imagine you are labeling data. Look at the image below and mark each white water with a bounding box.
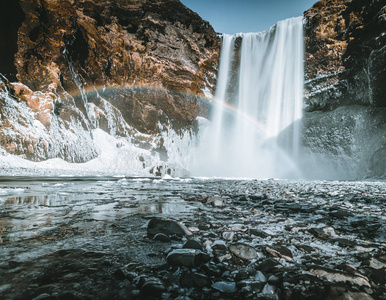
[191,17,305,178]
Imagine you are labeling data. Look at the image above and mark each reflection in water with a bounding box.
[0,177,200,244]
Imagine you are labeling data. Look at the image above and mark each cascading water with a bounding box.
[192,17,304,178]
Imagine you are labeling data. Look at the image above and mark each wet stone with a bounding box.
[266,245,293,262]
[258,258,283,272]
[153,233,171,242]
[229,243,259,260]
[180,272,210,288]
[183,239,203,251]
[166,249,210,268]
[141,279,166,296]
[147,218,192,239]
[222,231,236,241]
[309,226,336,240]
[211,281,237,293]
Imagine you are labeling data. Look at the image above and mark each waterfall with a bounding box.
[192,17,304,178]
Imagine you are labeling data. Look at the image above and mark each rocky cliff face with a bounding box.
[0,0,218,172]
[303,0,386,178]
[305,0,386,110]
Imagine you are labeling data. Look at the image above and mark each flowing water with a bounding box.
[192,17,304,178]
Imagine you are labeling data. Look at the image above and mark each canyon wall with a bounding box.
[303,0,386,178]
[0,0,218,170]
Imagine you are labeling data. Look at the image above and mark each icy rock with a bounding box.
[166,249,210,267]
[211,281,237,293]
[229,243,259,260]
[147,218,192,238]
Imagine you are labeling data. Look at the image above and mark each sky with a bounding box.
[180,0,318,34]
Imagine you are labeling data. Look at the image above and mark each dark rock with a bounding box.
[147,218,192,239]
[153,233,171,242]
[266,245,293,262]
[166,249,210,268]
[212,240,232,262]
[183,239,204,251]
[211,281,237,293]
[202,263,222,277]
[250,228,270,238]
[141,279,166,296]
[257,259,283,273]
[180,272,210,288]
[267,275,280,285]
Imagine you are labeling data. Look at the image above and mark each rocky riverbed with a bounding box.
[0,177,385,299]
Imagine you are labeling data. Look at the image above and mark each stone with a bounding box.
[266,245,293,262]
[222,231,236,241]
[166,249,210,268]
[262,283,279,300]
[308,266,371,287]
[183,239,204,251]
[180,272,210,288]
[229,243,259,260]
[205,196,225,207]
[309,226,336,240]
[257,259,283,272]
[153,233,171,242]
[141,279,166,296]
[211,281,237,293]
[147,218,192,239]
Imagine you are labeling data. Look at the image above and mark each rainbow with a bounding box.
[63,84,268,135]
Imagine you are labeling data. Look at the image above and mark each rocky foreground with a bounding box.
[0,178,385,299]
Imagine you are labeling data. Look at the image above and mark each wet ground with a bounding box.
[0,177,385,299]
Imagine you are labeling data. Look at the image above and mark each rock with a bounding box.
[308,266,371,287]
[368,257,386,270]
[166,249,210,268]
[153,233,171,242]
[257,259,283,272]
[141,279,166,296]
[250,228,270,238]
[211,240,232,263]
[309,226,336,240]
[262,283,279,300]
[229,243,259,261]
[266,245,293,262]
[183,239,204,251]
[180,272,210,288]
[147,218,192,239]
[267,275,280,285]
[211,281,237,293]
[326,286,374,300]
[222,231,236,241]
[0,0,219,161]
[205,196,225,207]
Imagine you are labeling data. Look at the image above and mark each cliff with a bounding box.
[0,0,218,169]
[303,0,386,178]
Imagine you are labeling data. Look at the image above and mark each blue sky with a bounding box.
[180,0,318,34]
